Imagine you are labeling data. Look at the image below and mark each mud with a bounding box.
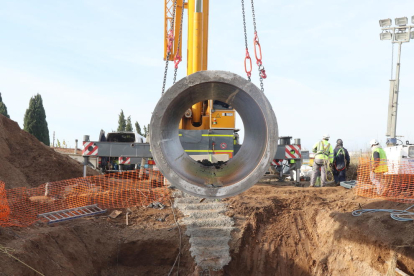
[1,184,413,275]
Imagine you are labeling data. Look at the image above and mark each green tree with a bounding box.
[23,94,50,145]
[56,139,61,148]
[143,124,150,137]
[117,109,126,131]
[135,121,143,136]
[126,116,133,131]
[0,92,10,118]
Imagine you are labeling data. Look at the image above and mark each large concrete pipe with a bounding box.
[150,71,278,198]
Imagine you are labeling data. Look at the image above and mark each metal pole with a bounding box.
[386,42,402,146]
[392,42,403,139]
[83,135,90,177]
[139,158,146,178]
[83,157,88,177]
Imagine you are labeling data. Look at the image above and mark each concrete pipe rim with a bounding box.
[150,70,278,198]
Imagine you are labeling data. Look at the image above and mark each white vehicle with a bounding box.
[383,143,414,174]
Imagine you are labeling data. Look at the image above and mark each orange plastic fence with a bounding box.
[355,158,414,203]
[0,169,170,227]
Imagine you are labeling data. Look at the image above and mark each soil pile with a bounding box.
[0,115,98,189]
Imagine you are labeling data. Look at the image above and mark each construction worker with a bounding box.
[333,139,350,185]
[289,149,298,182]
[310,134,334,187]
[370,139,388,195]
[233,132,239,145]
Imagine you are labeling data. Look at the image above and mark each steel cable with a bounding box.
[352,204,414,222]
[168,198,182,276]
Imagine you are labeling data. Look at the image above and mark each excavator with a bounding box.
[149,0,279,198]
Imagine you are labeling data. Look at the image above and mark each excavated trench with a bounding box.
[224,186,414,276]
[1,186,413,275]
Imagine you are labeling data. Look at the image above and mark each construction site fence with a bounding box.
[0,169,170,227]
[355,158,414,203]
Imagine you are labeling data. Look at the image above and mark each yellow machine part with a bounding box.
[164,0,235,130]
[210,110,236,129]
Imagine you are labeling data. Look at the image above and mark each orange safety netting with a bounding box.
[355,158,414,203]
[0,169,169,227]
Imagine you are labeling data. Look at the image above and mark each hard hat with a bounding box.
[370,139,379,146]
[322,134,330,140]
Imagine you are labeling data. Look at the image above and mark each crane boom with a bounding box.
[163,0,235,131]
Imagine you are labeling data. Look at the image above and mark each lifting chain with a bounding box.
[250,0,266,92]
[173,0,186,84]
[161,0,178,95]
[241,0,252,81]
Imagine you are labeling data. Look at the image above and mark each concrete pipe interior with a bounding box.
[150,71,277,198]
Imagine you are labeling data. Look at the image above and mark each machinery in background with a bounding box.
[163,0,237,164]
[92,130,147,173]
[383,141,414,174]
[268,136,309,181]
[379,16,414,173]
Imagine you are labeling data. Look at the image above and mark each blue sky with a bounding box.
[0,0,413,151]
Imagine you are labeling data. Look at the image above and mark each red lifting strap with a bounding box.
[244,49,252,78]
[253,32,262,66]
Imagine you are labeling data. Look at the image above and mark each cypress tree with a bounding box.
[143,124,150,137]
[135,121,143,136]
[23,94,50,145]
[126,116,133,131]
[117,110,126,131]
[0,92,10,118]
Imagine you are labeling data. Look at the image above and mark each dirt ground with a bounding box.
[0,205,194,276]
[0,115,98,189]
[1,182,413,276]
[224,183,414,276]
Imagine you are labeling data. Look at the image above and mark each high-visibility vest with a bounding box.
[371,147,388,173]
[313,140,333,162]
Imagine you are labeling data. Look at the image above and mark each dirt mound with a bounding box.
[0,115,98,189]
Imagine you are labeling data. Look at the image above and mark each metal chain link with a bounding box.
[161,0,178,95]
[250,0,265,92]
[173,0,186,84]
[250,0,257,33]
[241,0,251,81]
[258,66,264,91]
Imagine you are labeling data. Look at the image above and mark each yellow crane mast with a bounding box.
[164,0,236,131]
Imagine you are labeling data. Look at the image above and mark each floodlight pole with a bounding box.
[386,41,402,144]
[380,22,413,146]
